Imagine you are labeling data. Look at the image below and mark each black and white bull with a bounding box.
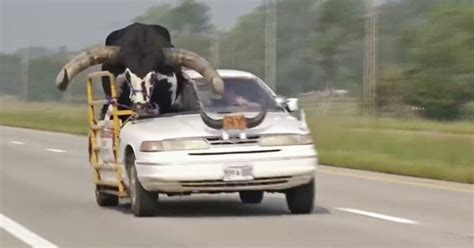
[55,23,265,129]
[55,23,223,114]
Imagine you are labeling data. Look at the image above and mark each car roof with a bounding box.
[183,69,258,79]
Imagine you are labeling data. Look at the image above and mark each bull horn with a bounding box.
[199,104,268,130]
[163,48,224,95]
[200,109,224,129]
[245,107,267,128]
[55,46,120,91]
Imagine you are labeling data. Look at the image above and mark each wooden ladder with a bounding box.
[86,71,135,197]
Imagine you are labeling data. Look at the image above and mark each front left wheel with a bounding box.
[285,179,315,214]
[127,153,158,217]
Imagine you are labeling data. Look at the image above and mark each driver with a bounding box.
[222,89,251,106]
[201,79,263,110]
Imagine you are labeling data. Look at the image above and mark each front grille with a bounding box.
[205,135,260,146]
[188,149,280,156]
[179,176,291,188]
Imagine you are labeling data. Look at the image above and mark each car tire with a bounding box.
[128,153,158,217]
[95,187,119,207]
[285,179,315,214]
[239,191,264,204]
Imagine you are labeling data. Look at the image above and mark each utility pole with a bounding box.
[20,48,30,102]
[363,0,377,114]
[265,0,277,92]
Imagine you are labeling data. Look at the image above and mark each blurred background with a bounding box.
[1,0,473,183]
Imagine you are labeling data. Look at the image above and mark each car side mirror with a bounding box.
[276,96,299,112]
[275,96,286,107]
[286,98,299,112]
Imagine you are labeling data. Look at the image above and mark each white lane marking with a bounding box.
[0,213,57,248]
[9,141,25,145]
[45,148,66,153]
[335,208,419,224]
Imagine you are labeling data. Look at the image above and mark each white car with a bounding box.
[113,69,318,216]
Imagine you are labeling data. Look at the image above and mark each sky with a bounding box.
[0,0,262,53]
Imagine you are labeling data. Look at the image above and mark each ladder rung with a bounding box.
[95,180,120,187]
[117,110,135,116]
[89,99,108,105]
[92,145,119,151]
[91,124,102,130]
[96,163,123,171]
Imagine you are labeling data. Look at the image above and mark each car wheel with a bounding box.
[285,179,315,214]
[95,187,119,207]
[128,153,157,217]
[239,191,264,204]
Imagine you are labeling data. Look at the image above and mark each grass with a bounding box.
[299,96,474,135]
[309,116,473,183]
[1,100,473,183]
[0,101,89,135]
[333,116,474,135]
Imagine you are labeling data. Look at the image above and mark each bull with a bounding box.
[55,23,266,129]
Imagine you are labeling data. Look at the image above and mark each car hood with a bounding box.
[121,112,310,140]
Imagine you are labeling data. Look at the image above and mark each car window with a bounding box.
[193,77,282,113]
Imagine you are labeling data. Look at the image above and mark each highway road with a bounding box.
[1,126,472,247]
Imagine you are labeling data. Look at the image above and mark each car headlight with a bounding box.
[259,134,313,147]
[140,138,210,152]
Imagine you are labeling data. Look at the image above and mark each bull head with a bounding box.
[116,69,172,112]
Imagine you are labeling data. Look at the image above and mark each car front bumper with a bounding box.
[135,155,317,193]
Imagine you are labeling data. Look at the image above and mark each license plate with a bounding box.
[223,165,254,181]
[223,115,247,130]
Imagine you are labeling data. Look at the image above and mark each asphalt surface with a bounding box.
[0,126,473,248]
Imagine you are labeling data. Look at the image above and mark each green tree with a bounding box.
[0,54,21,96]
[219,0,325,95]
[27,55,64,101]
[135,0,212,34]
[377,0,448,67]
[275,0,320,94]
[402,3,474,120]
[375,66,410,115]
[311,0,365,93]
[218,0,367,95]
[218,6,266,80]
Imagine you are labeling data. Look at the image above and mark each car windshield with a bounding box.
[193,77,282,113]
